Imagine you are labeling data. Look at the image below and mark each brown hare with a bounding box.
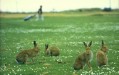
[73,41,93,71]
[16,41,39,64]
[96,40,108,67]
[45,44,60,56]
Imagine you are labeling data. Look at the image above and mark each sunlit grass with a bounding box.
[0,12,119,75]
[0,11,119,18]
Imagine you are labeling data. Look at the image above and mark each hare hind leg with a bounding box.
[87,61,92,71]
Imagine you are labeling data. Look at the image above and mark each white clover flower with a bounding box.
[118,71,119,74]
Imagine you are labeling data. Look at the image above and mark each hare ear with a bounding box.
[88,41,92,47]
[83,42,87,47]
[45,44,49,49]
[102,40,104,47]
[33,41,37,47]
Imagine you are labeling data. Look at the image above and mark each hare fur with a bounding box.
[45,44,60,56]
[73,41,93,70]
[96,40,108,67]
[16,41,39,64]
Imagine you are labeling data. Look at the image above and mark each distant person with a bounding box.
[36,5,44,21]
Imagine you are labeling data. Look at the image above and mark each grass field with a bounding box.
[0,11,119,75]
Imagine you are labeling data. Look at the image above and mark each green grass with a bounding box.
[0,12,119,75]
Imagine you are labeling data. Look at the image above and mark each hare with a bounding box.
[96,40,108,67]
[73,41,93,71]
[45,44,60,56]
[16,41,39,64]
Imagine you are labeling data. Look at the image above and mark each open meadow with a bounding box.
[0,11,119,75]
